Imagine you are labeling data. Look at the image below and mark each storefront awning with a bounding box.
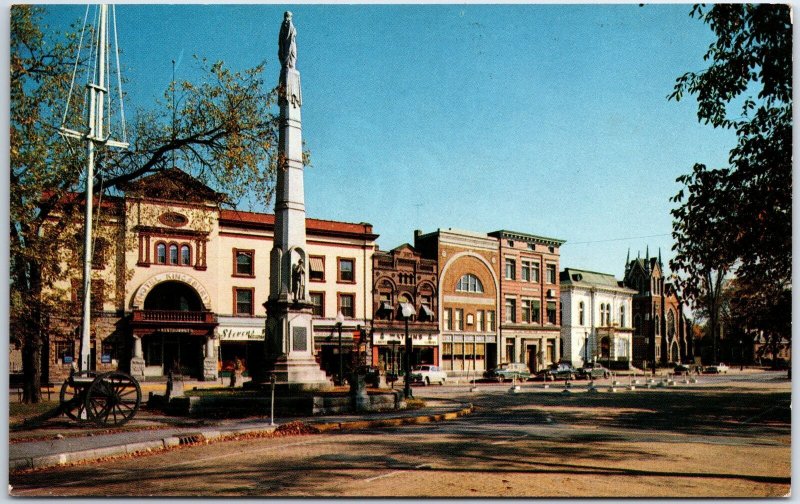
[397,302,416,319]
[378,301,393,315]
[419,304,435,321]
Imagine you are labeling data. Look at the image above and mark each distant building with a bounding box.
[560,268,635,368]
[414,229,500,375]
[622,249,691,368]
[371,244,439,373]
[488,230,565,373]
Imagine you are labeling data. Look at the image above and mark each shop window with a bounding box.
[54,340,74,365]
[339,293,355,318]
[234,249,254,277]
[338,258,355,283]
[234,288,254,316]
[310,292,324,317]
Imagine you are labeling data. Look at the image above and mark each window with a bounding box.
[234,250,254,276]
[532,262,540,283]
[443,308,452,331]
[548,246,555,253]
[169,244,179,265]
[454,309,464,331]
[338,258,355,283]
[505,258,516,280]
[486,310,496,331]
[476,310,484,332]
[634,314,642,335]
[309,256,325,282]
[181,245,191,266]
[522,299,531,323]
[339,294,355,317]
[505,298,516,323]
[579,301,585,325]
[620,305,626,327]
[546,301,557,324]
[156,243,166,264]
[528,243,536,251]
[506,341,515,363]
[532,300,541,323]
[546,264,556,284]
[507,240,515,247]
[91,238,108,269]
[310,292,324,317]
[521,261,531,282]
[456,273,484,293]
[234,288,254,315]
[54,340,74,365]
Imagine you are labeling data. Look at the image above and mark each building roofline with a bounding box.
[488,229,566,246]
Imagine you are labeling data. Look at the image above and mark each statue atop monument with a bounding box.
[278,11,297,70]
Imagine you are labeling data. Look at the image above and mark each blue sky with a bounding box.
[42,4,736,280]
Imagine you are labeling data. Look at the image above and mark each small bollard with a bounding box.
[269,373,276,427]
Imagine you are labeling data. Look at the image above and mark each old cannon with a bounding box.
[59,369,142,426]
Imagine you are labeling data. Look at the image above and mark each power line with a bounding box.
[567,233,671,245]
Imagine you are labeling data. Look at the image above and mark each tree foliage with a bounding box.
[668,4,791,354]
[11,5,284,402]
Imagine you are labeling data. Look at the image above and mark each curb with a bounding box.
[9,403,473,473]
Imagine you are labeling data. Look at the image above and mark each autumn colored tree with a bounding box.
[668,4,791,363]
[11,5,284,402]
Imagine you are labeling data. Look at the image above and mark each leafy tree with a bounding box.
[11,5,283,402]
[668,4,791,363]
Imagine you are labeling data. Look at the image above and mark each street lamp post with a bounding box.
[335,311,344,386]
[584,332,588,365]
[739,338,743,371]
[397,303,417,399]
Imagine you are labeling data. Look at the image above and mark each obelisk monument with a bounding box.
[263,11,330,388]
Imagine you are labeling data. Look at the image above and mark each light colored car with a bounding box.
[705,363,729,374]
[485,362,531,382]
[410,365,447,385]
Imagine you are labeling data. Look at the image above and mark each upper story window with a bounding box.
[169,244,179,265]
[579,301,585,325]
[234,249,254,277]
[309,256,325,282]
[338,258,355,283]
[546,301,557,325]
[476,310,485,332]
[505,258,516,280]
[234,288,254,316]
[339,293,355,317]
[521,261,531,282]
[531,262,541,283]
[180,245,191,266]
[620,305,626,327]
[456,274,483,293]
[505,298,517,323]
[546,264,557,284]
[454,308,464,331]
[310,292,324,317]
[486,310,496,331]
[156,243,167,264]
[443,308,452,331]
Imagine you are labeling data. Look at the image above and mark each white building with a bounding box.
[560,268,636,368]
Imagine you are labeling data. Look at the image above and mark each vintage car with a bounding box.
[409,365,448,385]
[484,363,531,382]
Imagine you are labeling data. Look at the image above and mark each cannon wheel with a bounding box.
[59,370,98,422]
[84,371,142,427]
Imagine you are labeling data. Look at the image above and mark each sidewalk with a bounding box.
[9,397,473,472]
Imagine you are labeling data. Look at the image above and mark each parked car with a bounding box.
[577,362,609,380]
[484,362,531,382]
[673,363,692,373]
[409,365,447,385]
[704,363,729,374]
[537,362,577,381]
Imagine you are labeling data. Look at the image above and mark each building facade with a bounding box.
[414,229,500,375]
[622,250,691,369]
[560,268,636,369]
[488,230,565,373]
[45,169,377,383]
[371,244,439,374]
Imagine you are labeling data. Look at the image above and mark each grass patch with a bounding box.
[10,401,60,422]
[405,398,426,410]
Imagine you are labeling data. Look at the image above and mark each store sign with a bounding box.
[220,327,265,341]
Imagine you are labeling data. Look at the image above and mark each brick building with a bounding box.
[488,230,565,373]
[414,229,500,375]
[371,244,439,373]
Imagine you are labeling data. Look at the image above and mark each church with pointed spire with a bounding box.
[622,247,692,370]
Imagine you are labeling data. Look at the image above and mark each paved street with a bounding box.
[9,371,790,497]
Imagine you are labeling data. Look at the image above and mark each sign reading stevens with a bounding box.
[219,327,266,341]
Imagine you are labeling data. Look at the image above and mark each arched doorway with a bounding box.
[132,280,217,378]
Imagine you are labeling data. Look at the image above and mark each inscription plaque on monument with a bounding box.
[292,326,307,352]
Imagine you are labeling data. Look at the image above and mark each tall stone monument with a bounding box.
[263,12,331,389]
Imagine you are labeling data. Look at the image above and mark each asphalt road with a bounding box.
[9,371,791,498]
